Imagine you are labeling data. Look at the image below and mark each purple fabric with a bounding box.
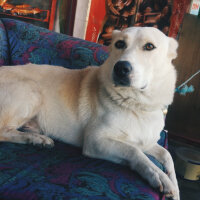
[0,136,166,200]
[0,18,109,68]
[0,20,9,65]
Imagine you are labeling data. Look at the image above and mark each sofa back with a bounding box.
[0,18,109,69]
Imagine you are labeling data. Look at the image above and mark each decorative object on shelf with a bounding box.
[85,0,191,45]
[0,0,57,30]
[175,69,200,95]
[189,0,200,16]
[97,0,173,45]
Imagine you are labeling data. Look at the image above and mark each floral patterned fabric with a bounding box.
[0,18,166,200]
[0,131,167,200]
[0,18,108,68]
[0,20,9,66]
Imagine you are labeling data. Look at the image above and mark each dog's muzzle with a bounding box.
[113,61,132,87]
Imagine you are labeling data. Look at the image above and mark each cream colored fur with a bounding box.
[0,27,179,199]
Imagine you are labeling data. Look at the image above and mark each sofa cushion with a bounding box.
[0,131,167,200]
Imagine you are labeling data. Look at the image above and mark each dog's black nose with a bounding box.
[114,61,132,77]
[113,61,132,86]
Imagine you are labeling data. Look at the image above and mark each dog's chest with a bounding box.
[106,109,164,150]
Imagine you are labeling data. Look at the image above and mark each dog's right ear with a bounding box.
[109,30,121,52]
[168,38,178,60]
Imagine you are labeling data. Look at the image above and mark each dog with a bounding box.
[0,27,179,199]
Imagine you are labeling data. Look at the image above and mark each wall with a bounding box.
[166,14,200,145]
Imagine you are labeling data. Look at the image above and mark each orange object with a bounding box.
[49,0,57,30]
[2,3,14,11]
[0,0,7,7]
[11,7,41,15]
[85,0,106,42]
[16,4,31,9]
[0,0,57,30]
[168,0,191,38]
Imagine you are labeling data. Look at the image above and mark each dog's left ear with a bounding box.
[168,38,178,60]
[112,30,121,39]
[109,30,122,52]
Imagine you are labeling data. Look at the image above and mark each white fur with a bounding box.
[0,27,179,199]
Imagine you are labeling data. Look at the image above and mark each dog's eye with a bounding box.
[143,43,156,51]
[115,40,127,49]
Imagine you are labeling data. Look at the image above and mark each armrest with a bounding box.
[0,19,9,66]
[1,18,109,69]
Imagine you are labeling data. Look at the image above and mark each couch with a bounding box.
[0,18,167,200]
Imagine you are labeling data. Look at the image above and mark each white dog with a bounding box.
[0,27,179,199]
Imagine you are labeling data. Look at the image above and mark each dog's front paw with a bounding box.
[163,158,180,199]
[148,169,179,200]
[165,191,180,200]
[167,174,180,200]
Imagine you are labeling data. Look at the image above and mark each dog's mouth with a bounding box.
[113,80,148,91]
[113,79,131,87]
[140,83,148,90]
[113,79,148,91]
[112,74,131,87]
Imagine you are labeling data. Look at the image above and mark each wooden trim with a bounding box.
[49,0,58,30]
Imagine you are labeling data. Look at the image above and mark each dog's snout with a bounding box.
[114,61,132,77]
[113,61,132,87]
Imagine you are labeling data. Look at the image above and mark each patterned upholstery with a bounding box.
[0,18,108,68]
[0,20,9,65]
[0,18,166,200]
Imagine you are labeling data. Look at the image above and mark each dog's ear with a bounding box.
[168,38,178,60]
[112,30,121,40]
[109,30,121,52]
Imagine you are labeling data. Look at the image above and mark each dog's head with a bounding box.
[103,27,178,92]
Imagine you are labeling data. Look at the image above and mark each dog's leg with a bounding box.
[145,144,180,200]
[0,115,54,147]
[83,133,178,200]
[0,127,54,147]
[0,81,54,147]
